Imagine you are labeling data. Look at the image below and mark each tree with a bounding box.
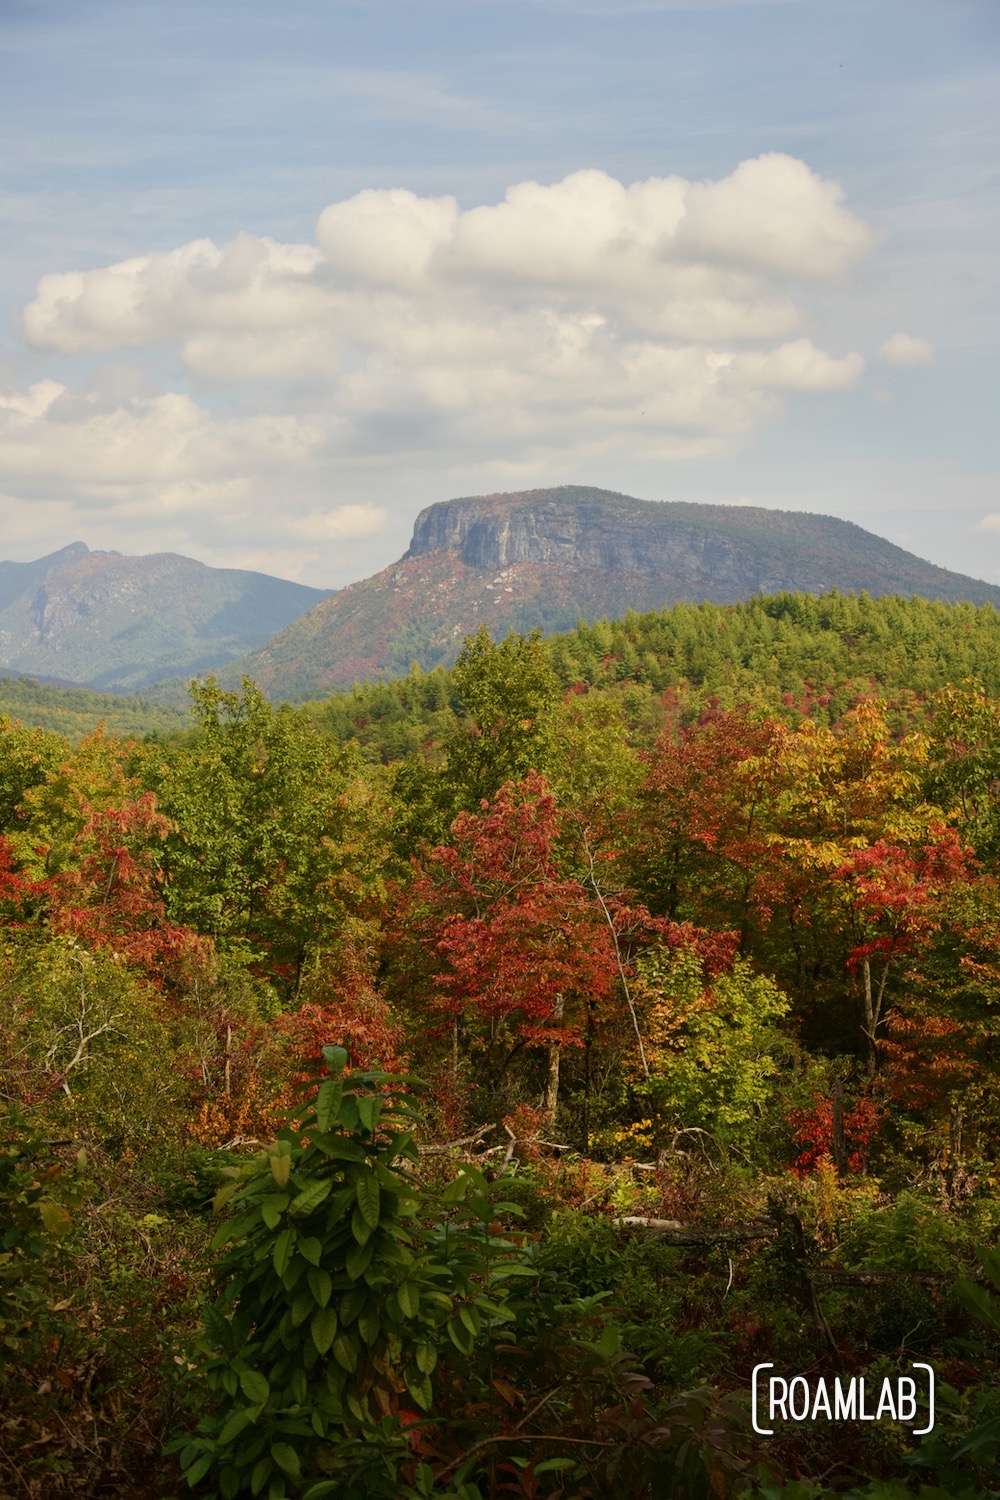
[45,793,209,983]
[0,715,65,833]
[629,705,788,937]
[159,680,390,991]
[444,628,560,807]
[927,684,1000,861]
[0,941,183,1154]
[10,724,151,880]
[1,726,207,985]
[393,773,617,1120]
[634,944,790,1153]
[829,831,969,1078]
[770,701,968,1066]
[548,690,642,858]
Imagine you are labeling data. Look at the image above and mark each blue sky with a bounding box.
[1,0,998,587]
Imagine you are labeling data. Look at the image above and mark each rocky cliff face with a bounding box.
[407,492,782,584]
[229,485,1000,701]
[403,485,991,602]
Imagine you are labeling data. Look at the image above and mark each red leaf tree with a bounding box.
[394,772,618,1116]
[831,829,970,1077]
[45,793,210,985]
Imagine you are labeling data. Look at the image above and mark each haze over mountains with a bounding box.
[229,486,1000,700]
[0,543,330,692]
[4,487,1000,701]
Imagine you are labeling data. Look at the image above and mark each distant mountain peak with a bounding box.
[230,485,1000,701]
[0,542,332,693]
[32,540,90,567]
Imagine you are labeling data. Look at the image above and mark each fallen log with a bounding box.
[614,1217,683,1232]
[813,1268,952,1285]
[613,1217,777,1244]
[418,1125,494,1155]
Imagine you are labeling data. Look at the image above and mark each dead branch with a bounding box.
[417,1125,494,1156]
[582,830,649,1078]
[46,1014,122,1095]
[502,1123,517,1170]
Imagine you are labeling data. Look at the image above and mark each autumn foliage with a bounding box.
[6,631,1000,1496]
[401,772,617,1054]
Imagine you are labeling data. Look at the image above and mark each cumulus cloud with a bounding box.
[0,380,319,501]
[878,332,934,367]
[8,155,873,577]
[25,157,871,366]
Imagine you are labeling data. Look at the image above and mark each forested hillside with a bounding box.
[229,486,1000,699]
[0,672,190,739]
[3,591,1000,1497]
[14,587,1000,746]
[0,542,331,692]
[309,590,1000,761]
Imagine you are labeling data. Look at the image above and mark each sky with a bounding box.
[1,0,999,589]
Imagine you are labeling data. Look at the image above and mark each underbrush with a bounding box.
[4,1096,1000,1498]
[0,1116,216,1498]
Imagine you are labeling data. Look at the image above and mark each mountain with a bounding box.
[0,542,91,613]
[230,485,1000,701]
[0,543,332,692]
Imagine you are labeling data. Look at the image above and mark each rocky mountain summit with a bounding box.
[406,486,1000,599]
[0,543,331,692]
[231,486,1000,700]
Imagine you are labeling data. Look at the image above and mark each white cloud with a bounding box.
[7,156,873,579]
[24,157,871,370]
[21,235,326,355]
[878,332,934,367]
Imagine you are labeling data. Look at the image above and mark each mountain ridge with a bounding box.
[226,486,1000,700]
[406,487,997,598]
[0,543,332,692]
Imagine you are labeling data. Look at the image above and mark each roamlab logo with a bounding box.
[751,1363,936,1436]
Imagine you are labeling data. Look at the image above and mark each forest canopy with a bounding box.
[4,590,1000,1498]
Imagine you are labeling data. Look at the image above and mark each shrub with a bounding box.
[176,1048,774,1499]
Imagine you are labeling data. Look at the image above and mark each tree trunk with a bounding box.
[543,995,564,1124]
[582,999,593,1155]
[861,958,888,1080]
[584,837,649,1078]
[831,1077,847,1176]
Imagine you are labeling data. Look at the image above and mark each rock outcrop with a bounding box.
[228,485,1000,700]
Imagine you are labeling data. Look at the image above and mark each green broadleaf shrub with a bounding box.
[176,1047,773,1499]
[174,1046,467,1500]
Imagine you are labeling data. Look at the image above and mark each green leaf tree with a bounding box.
[444,628,560,807]
[636,946,792,1153]
[159,681,389,990]
[177,1047,464,1499]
